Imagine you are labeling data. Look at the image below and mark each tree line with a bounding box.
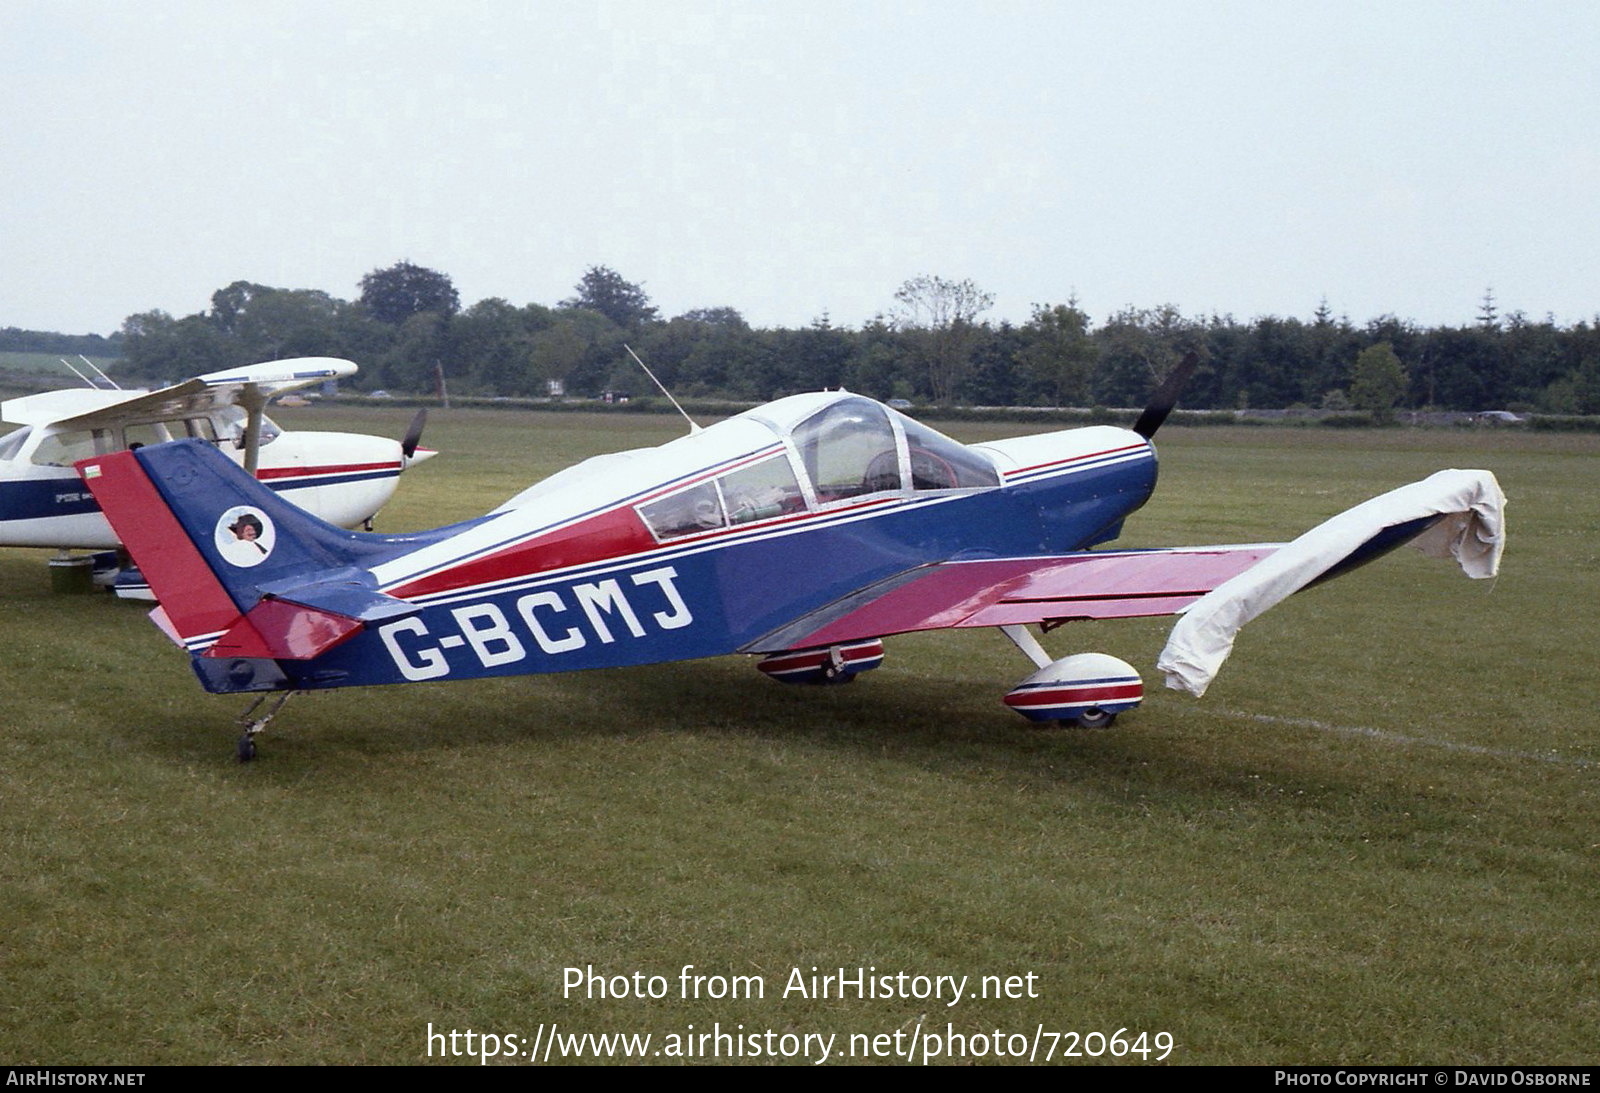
[0,327,121,358]
[37,263,1600,412]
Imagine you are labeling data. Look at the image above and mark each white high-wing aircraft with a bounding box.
[0,357,433,554]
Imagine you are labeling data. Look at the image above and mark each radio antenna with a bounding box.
[59,355,122,390]
[624,344,701,435]
[58,358,93,387]
[80,355,121,389]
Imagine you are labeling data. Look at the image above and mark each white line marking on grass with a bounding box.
[1212,708,1596,769]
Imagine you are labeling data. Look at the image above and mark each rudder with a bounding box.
[79,439,412,648]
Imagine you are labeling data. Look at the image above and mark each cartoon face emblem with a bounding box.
[214,506,276,567]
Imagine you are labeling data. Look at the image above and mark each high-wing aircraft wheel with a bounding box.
[1074,708,1116,730]
[236,734,257,762]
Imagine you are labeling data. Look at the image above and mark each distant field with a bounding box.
[1,407,1594,1065]
[0,352,121,387]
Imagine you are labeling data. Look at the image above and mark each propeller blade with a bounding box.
[401,408,427,460]
[1132,351,1199,440]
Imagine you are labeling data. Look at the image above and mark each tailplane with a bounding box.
[78,439,463,671]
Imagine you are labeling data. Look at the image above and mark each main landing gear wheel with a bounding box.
[821,660,851,683]
[820,646,856,683]
[1000,647,1144,727]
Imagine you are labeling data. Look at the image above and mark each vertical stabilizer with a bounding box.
[78,440,420,648]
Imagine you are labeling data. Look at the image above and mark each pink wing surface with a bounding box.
[749,546,1278,653]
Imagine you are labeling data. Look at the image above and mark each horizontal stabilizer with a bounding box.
[207,599,364,660]
[1158,468,1505,696]
[259,569,421,624]
[207,571,419,660]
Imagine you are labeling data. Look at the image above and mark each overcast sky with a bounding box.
[3,1,1596,336]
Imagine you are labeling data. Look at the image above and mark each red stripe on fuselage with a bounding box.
[253,460,400,480]
[387,506,655,599]
[1007,442,1149,479]
[77,452,242,641]
[384,492,905,601]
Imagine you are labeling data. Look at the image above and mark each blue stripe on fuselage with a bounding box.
[0,476,100,521]
[267,468,399,492]
[0,466,397,526]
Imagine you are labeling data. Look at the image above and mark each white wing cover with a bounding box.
[1157,469,1506,696]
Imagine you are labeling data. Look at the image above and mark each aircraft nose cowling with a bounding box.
[255,432,409,528]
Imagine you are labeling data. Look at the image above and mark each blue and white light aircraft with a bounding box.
[77,364,1504,759]
[1,358,433,564]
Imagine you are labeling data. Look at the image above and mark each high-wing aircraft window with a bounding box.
[124,423,174,448]
[638,481,726,540]
[897,415,1001,490]
[793,397,901,502]
[213,407,281,448]
[31,430,99,467]
[719,455,805,525]
[184,417,220,442]
[217,408,247,447]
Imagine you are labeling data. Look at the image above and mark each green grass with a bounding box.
[1,409,1595,1065]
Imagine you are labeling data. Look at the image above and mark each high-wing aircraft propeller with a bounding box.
[400,409,428,464]
[1132,351,1200,441]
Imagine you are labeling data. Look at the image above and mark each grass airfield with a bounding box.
[1,406,1595,1065]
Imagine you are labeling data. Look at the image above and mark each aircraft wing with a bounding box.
[747,545,1280,653]
[48,357,356,432]
[753,468,1505,697]
[190,357,357,399]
